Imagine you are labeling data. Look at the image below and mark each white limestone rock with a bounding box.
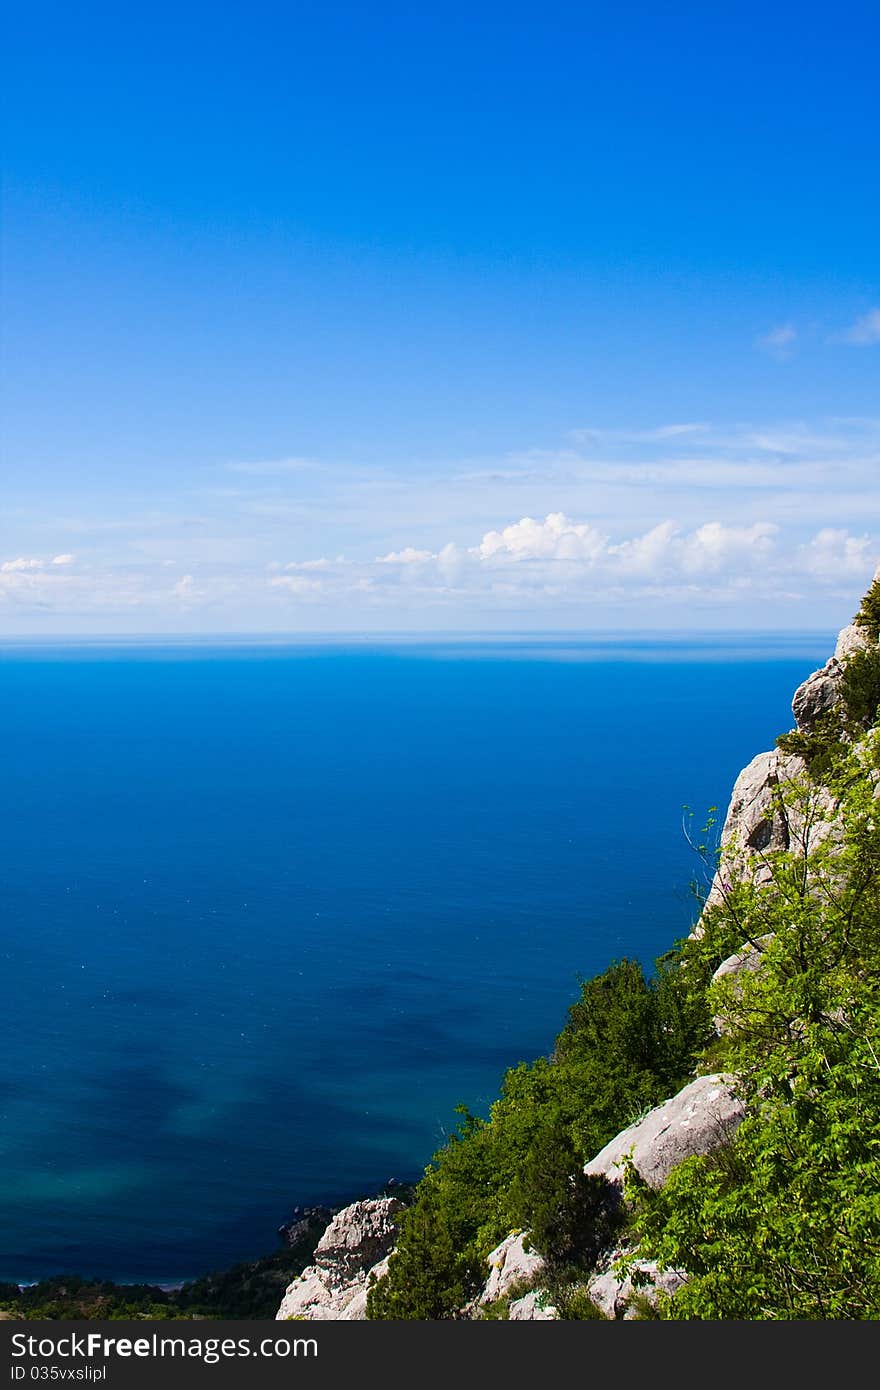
[480,1231,546,1305]
[835,623,871,662]
[792,659,844,731]
[336,1256,391,1321]
[712,939,769,986]
[588,1251,687,1319]
[584,1074,745,1191]
[695,747,838,931]
[312,1197,403,1281]
[276,1198,403,1321]
[720,750,806,855]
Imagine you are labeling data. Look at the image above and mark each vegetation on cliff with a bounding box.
[366,951,715,1318]
[369,585,880,1320]
[628,730,880,1318]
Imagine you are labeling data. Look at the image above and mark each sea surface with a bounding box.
[0,634,831,1282]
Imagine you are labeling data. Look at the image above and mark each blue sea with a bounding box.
[0,634,830,1283]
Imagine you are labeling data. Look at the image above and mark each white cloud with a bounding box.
[607,520,778,576]
[798,528,873,576]
[5,416,880,630]
[377,547,434,564]
[609,520,681,575]
[680,521,778,574]
[835,308,880,346]
[475,512,607,563]
[1,557,44,572]
[652,423,710,439]
[756,324,797,359]
[269,575,324,595]
[437,542,465,585]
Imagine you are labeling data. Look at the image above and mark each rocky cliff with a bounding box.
[276,572,880,1321]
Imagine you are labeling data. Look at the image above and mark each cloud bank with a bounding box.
[3,416,878,631]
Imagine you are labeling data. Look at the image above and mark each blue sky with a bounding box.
[2,0,879,632]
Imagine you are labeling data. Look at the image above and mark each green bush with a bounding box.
[854,578,880,639]
[839,643,880,729]
[511,1140,621,1271]
[367,951,713,1319]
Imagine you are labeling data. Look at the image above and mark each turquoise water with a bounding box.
[0,635,829,1281]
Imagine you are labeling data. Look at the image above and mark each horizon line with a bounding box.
[0,626,838,646]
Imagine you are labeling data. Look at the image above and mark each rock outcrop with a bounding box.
[791,659,845,731]
[584,1073,745,1190]
[508,1290,557,1319]
[275,1198,403,1321]
[587,1250,687,1320]
[479,1231,546,1306]
[835,623,871,662]
[694,603,880,928]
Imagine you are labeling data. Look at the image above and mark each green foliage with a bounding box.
[0,1277,179,1321]
[776,643,880,782]
[839,643,880,730]
[854,577,880,639]
[368,951,713,1319]
[364,1182,477,1320]
[775,716,846,784]
[546,1279,608,1319]
[511,1141,620,1271]
[171,1244,321,1320]
[630,731,880,1318]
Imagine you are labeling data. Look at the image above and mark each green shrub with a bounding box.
[839,643,880,729]
[854,578,880,639]
[511,1140,621,1271]
[367,952,713,1318]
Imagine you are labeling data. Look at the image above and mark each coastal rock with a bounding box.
[792,603,880,731]
[792,660,844,731]
[313,1197,403,1281]
[334,1257,391,1321]
[712,939,769,985]
[695,751,806,925]
[588,1250,687,1319]
[278,1205,333,1248]
[695,612,878,935]
[276,1198,403,1321]
[835,623,872,662]
[508,1290,557,1320]
[584,1074,745,1190]
[479,1231,546,1305]
[720,750,805,855]
[696,746,841,930]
